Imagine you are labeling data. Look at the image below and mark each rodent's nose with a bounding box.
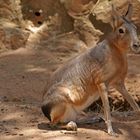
[131,42,140,54]
[133,43,139,49]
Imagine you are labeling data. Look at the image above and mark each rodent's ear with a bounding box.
[125,3,133,20]
[110,4,122,31]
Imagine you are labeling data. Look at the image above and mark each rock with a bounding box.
[93,0,140,32]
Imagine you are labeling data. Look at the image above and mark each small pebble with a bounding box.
[12,133,17,136]
[19,134,24,136]
[14,127,19,130]
[86,136,91,139]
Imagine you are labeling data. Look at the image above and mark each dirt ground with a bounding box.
[0,47,140,140]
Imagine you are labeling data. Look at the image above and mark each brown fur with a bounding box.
[41,3,140,135]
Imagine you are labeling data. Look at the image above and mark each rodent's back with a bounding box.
[45,41,111,91]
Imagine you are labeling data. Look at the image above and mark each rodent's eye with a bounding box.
[118,28,125,34]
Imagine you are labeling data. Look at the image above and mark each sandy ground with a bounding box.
[0,48,140,140]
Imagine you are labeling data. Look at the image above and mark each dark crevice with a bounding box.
[35,12,41,16]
